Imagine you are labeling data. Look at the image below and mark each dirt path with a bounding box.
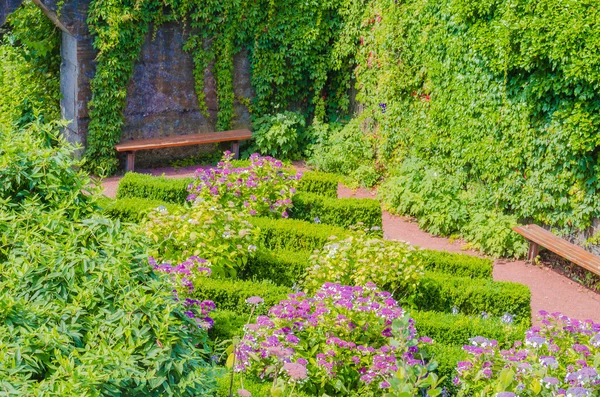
[102,166,600,323]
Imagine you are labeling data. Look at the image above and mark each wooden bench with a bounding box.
[513,224,600,276]
[114,129,252,172]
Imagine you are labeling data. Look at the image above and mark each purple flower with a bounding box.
[237,389,251,397]
[246,296,264,306]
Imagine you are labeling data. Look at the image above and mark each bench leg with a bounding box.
[126,152,135,173]
[527,241,539,262]
[231,141,240,160]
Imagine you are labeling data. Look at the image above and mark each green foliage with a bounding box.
[192,277,291,315]
[214,375,312,397]
[297,171,339,198]
[250,111,306,159]
[98,197,182,223]
[290,192,383,232]
[346,0,600,251]
[303,232,423,296]
[240,248,311,287]
[250,216,350,252]
[413,272,531,324]
[0,121,96,216]
[380,157,528,258]
[427,343,467,393]
[116,172,193,204]
[412,311,527,349]
[0,1,60,128]
[420,250,493,279]
[209,310,248,340]
[145,199,260,278]
[0,123,216,395]
[309,118,383,188]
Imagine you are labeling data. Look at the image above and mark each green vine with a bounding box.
[84,0,362,175]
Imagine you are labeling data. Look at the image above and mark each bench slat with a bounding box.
[513,224,600,276]
[115,130,252,152]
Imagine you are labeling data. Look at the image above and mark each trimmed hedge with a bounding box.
[116,172,193,204]
[215,374,311,397]
[413,272,531,324]
[209,310,248,341]
[297,171,339,198]
[427,343,466,393]
[290,192,382,232]
[98,197,182,222]
[251,217,349,252]
[420,250,493,279]
[241,248,310,287]
[193,277,291,315]
[412,310,526,349]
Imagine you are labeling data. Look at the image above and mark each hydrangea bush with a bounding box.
[303,231,423,299]
[234,283,442,396]
[145,199,259,278]
[187,152,301,218]
[455,311,600,396]
[150,255,217,330]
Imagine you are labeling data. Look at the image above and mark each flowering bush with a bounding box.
[145,199,259,278]
[234,283,442,396]
[150,255,217,330]
[303,231,423,299]
[455,311,600,396]
[187,152,301,218]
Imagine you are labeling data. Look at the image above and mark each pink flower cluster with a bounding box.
[150,256,215,330]
[235,283,427,392]
[187,152,301,218]
[456,311,600,395]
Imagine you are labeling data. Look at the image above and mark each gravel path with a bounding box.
[101,165,600,323]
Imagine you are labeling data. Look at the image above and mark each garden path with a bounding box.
[101,164,600,323]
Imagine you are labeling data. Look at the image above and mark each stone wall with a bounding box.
[119,21,253,167]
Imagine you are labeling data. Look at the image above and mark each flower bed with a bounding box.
[455,312,600,396]
[234,283,443,396]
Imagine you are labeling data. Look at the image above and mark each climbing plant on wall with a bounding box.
[0,0,60,130]
[84,0,364,175]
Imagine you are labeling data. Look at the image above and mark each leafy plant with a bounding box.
[145,199,259,278]
[251,111,306,159]
[303,230,423,298]
[455,312,600,396]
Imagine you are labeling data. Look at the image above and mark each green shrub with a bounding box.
[214,374,311,397]
[209,310,248,340]
[116,172,192,204]
[297,171,339,198]
[303,231,423,297]
[249,111,306,159]
[420,250,493,279]
[145,199,260,278]
[98,197,182,223]
[412,272,531,324]
[240,248,310,287]
[192,277,291,315]
[290,192,383,232]
[251,216,350,252]
[463,209,529,259]
[427,343,466,393]
[308,118,381,188]
[412,310,527,349]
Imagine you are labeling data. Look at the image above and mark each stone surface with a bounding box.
[120,21,253,166]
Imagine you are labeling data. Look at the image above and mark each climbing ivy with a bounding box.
[351,0,600,233]
[84,0,363,175]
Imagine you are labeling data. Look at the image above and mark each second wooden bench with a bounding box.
[513,224,600,277]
